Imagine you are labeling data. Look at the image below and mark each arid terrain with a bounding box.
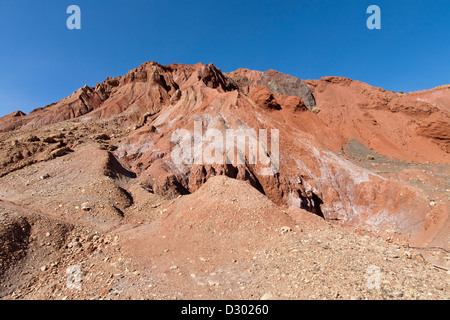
[0,62,448,300]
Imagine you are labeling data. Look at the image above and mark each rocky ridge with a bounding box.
[0,61,448,300]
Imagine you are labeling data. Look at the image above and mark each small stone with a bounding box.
[208,280,219,287]
[260,293,273,300]
[311,106,321,114]
[27,136,40,142]
[50,147,71,158]
[392,291,404,298]
[95,134,111,141]
[40,265,47,272]
[40,174,50,180]
[43,137,57,143]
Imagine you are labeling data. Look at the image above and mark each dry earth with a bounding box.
[0,62,448,300]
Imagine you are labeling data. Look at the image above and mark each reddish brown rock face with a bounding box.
[0,61,448,254]
[305,77,450,164]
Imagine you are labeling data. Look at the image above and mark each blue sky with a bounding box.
[0,0,449,117]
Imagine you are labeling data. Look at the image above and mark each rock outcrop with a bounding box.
[0,61,448,252]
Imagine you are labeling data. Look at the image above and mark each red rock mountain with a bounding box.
[0,61,449,253]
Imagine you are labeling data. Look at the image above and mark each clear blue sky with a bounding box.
[0,0,449,117]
